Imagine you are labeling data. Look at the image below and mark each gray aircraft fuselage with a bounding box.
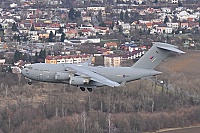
[22,63,160,87]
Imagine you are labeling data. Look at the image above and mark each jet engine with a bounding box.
[69,77,89,86]
[55,72,70,80]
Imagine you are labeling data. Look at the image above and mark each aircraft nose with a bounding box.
[21,68,27,76]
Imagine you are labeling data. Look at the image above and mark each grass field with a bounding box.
[156,50,200,80]
[156,50,200,132]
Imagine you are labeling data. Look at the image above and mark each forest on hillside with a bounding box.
[0,67,200,133]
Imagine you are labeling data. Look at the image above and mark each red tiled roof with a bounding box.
[51,23,60,28]
[46,54,90,60]
[104,21,113,25]
[94,26,108,30]
[105,42,118,47]
[66,29,78,34]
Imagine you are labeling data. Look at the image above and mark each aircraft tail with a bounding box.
[131,42,185,69]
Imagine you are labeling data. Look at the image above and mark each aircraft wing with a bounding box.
[67,65,120,87]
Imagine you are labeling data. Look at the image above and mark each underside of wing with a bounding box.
[67,65,120,87]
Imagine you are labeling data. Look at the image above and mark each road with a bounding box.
[158,126,200,133]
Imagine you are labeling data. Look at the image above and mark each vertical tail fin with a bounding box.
[131,42,185,69]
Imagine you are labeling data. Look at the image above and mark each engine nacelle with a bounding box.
[69,77,89,86]
[55,72,70,80]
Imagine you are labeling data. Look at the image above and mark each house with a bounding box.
[94,26,109,35]
[166,22,179,29]
[104,54,121,67]
[45,54,90,64]
[170,0,178,3]
[82,16,92,22]
[121,23,131,31]
[80,22,94,30]
[104,42,118,49]
[34,23,49,30]
[87,7,106,16]
[161,7,172,13]
[38,32,49,40]
[81,29,96,37]
[66,29,78,39]
[145,22,153,29]
[128,50,145,59]
[45,55,57,64]
[96,48,114,55]
[0,59,5,64]
[156,24,173,34]
[188,22,199,28]
[177,11,189,21]
[30,34,39,41]
[181,22,189,28]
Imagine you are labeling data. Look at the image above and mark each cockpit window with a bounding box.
[27,65,33,69]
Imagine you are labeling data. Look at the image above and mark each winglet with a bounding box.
[86,55,93,65]
[80,55,93,66]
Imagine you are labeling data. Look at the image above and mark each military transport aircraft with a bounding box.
[21,42,184,92]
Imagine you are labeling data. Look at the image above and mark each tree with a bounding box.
[133,1,138,5]
[68,7,76,20]
[12,22,18,31]
[58,27,63,33]
[60,32,65,42]
[14,50,22,62]
[178,0,182,7]
[34,51,38,63]
[48,50,51,55]
[97,10,103,22]
[164,16,169,23]
[75,10,81,18]
[30,24,35,31]
[99,22,106,27]
[120,11,124,21]
[38,49,46,62]
[23,34,29,42]
[124,10,129,22]
[13,34,18,41]
[109,21,115,30]
[49,31,54,42]
[16,35,21,42]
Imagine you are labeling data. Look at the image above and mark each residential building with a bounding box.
[45,54,90,64]
[104,42,118,49]
[166,22,179,29]
[104,54,121,67]
[66,29,78,39]
[181,22,189,28]
[87,7,106,16]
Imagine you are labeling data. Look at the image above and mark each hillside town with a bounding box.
[0,1,200,133]
[0,0,200,67]
[0,0,200,70]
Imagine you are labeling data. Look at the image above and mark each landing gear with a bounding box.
[87,88,93,92]
[28,80,32,85]
[80,87,85,91]
[28,81,32,85]
[80,87,93,92]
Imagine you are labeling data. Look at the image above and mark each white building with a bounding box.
[166,22,179,29]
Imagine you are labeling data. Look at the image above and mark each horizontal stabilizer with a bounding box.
[157,45,185,54]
